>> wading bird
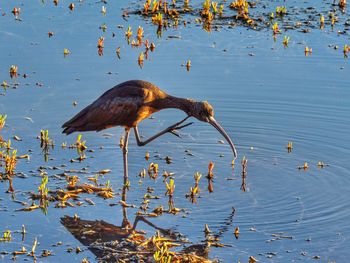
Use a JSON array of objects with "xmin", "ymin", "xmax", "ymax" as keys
[{"xmin": 62, "ymin": 80, "xmax": 237, "ymax": 186}]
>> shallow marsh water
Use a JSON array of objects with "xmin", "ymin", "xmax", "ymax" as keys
[{"xmin": 0, "ymin": 0, "xmax": 350, "ymax": 262}]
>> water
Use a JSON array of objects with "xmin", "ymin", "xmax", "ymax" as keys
[{"xmin": 1, "ymin": 0, "xmax": 350, "ymax": 262}]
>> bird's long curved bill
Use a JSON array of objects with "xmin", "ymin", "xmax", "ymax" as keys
[{"xmin": 209, "ymin": 117, "xmax": 237, "ymax": 159}]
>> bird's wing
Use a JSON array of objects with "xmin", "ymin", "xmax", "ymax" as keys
[{"xmin": 62, "ymin": 87, "xmax": 147, "ymax": 134}]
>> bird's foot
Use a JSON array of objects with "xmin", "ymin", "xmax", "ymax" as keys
[{"xmin": 169, "ymin": 121, "xmax": 193, "ymax": 137}]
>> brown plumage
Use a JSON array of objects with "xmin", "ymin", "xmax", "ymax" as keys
[
  {"xmin": 62, "ymin": 80, "xmax": 237, "ymax": 196},
  {"xmin": 62, "ymin": 80, "xmax": 193, "ymax": 134}
]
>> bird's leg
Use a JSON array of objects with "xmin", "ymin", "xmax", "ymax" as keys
[
  {"xmin": 122, "ymin": 128, "xmax": 130, "ymax": 202},
  {"xmin": 132, "ymin": 215, "xmax": 174, "ymax": 236},
  {"xmin": 134, "ymin": 116, "xmax": 193, "ymax": 146}
]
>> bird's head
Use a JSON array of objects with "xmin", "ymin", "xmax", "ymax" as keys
[
  {"xmin": 192, "ymin": 101, "xmax": 214, "ymax": 122},
  {"xmin": 191, "ymin": 101, "xmax": 238, "ymax": 159}
]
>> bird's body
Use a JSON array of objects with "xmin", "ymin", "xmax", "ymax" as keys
[
  {"xmin": 63, "ymin": 80, "xmax": 192, "ymax": 134},
  {"xmin": 63, "ymin": 80, "xmax": 237, "ymax": 204}
]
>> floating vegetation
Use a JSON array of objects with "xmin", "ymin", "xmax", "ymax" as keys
[
  {"xmin": 138, "ymin": 52, "xmax": 145, "ymax": 68},
  {"xmin": 186, "ymin": 60, "xmax": 191, "ymax": 71},
  {"xmin": 276, "ymin": 6, "xmax": 287, "ymax": 16},
  {"xmin": 283, "ymin": 35, "xmax": 290, "ymax": 47},
  {"xmin": 234, "ymin": 226, "xmax": 239, "ymax": 239},
  {"xmin": 0, "ymin": 230, "xmax": 11, "ymax": 242},
  {"xmin": 320, "ymin": 14, "xmax": 325, "ymax": 28},
  {"xmin": 9, "ymin": 65, "xmax": 18, "ymax": 79},
  {"xmin": 63, "ymin": 48, "xmax": 70, "ymax": 57},
  {"xmin": 68, "ymin": 3, "xmax": 74, "ymax": 11},
  {"xmin": 298, "ymin": 162, "xmax": 309, "ymax": 170},
  {"xmin": 344, "ymin": 44, "xmax": 350, "ymax": 58},
  {"xmin": 101, "ymin": 5, "xmax": 106, "ymax": 15},
  {"xmin": 339, "ymin": 0, "xmax": 347, "ymax": 9},
  {"xmin": 287, "ymin": 141, "xmax": 293, "ymax": 153},
  {"xmin": 305, "ymin": 46, "xmax": 313, "ymax": 56},
  {"xmin": 317, "ymin": 161, "xmax": 328, "ymax": 168},
  {"xmin": 125, "ymin": 26, "xmax": 133, "ymax": 41},
  {"xmin": 97, "ymin": 36, "xmax": 104, "ymax": 48}
]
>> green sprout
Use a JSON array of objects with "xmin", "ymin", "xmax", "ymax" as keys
[
  {"xmin": 0, "ymin": 230, "xmax": 11, "ymax": 242},
  {"xmin": 283, "ymin": 35, "xmax": 290, "ymax": 47},
  {"xmin": 38, "ymin": 175, "xmax": 49, "ymax": 199},
  {"xmin": 0, "ymin": 115, "xmax": 6, "ymax": 130},
  {"xmin": 276, "ymin": 6, "xmax": 287, "ymax": 15}
]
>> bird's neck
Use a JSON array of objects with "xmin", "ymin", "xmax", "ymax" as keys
[{"xmin": 152, "ymin": 95, "xmax": 195, "ymax": 115}]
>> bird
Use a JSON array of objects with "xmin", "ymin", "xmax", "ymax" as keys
[{"xmin": 62, "ymin": 80, "xmax": 237, "ymax": 196}]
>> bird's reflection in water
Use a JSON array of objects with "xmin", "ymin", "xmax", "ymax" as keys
[
  {"xmin": 60, "ymin": 187, "xmax": 217, "ymax": 262},
  {"xmin": 61, "ymin": 206, "xmax": 237, "ymax": 261}
]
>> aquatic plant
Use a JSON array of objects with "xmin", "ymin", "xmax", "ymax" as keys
[
  {"xmin": 97, "ymin": 37, "xmax": 104, "ymax": 48},
  {"xmin": 283, "ymin": 36, "xmax": 290, "ymax": 47},
  {"xmin": 0, "ymin": 230, "xmax": 11, "ymax": 242},
  {"xmin": 38, "ymin": 175, "xmax": 49, "ymax": 199},
  {"xmin": 137, "ymin": 26, "xmax": 144, "ymax": 43},
  {"xmin": 218, "ymin": 4, "xmax": 224, "ymax": 16},
  {"xmin": 138, "ymin": 52, "xmax": 145, "ymax": 68},
  {"xmin": 234, "ymin": 226, "xmax": 239, "ymax": 239},
  {"xmin": 165, "ymin": 178, "xmax": 175, "ymax": 211},
  {"xmin": 320, "ymin": 14, "xmax": 325, "ymax": 28},
  {"xmin": 116, "ymin": 47, "xmax": 121, "ymax": 58},
  {"xmin": 152, "ymin": 13, "xmax": 163, "ymax": 26},
  {"xmin": 207, "ymin": 162, "xmax": 215, "ymax": 193},
  {"xmin": 152, "ymin": 0, "xmax": 160, "ymax": 13},
  {"xmin": 305, "ymin": 46, "xmax": 312, "ymax": 56},
  {"xmin": 5, "ymin": 150, "xmax": 17, "ymax": 175},
  {"xmin": 9, "ymin": 65, "xmax": 18, "ymax": 78},
  {"xmin": 63, "ymin": 48, "xmax": 70, "ymax": 57},
  {"xmin": 125, "ymin": 26, "xmax": 133, "ymax": 39},
  {"xmin": 0, "ymin": 115, "xmax": 6, "ymax": 130},
  {"xmin": 272, "ymin": 22, "xmax": 280, "ymax": 34},
  {"xmin": 143, "ymin": 0, "xmax": 151, "ymax": 14},
  {"xmin": 148, "ymin": 162, "xmax": 159, "ymax": 179},
  {"xmin": 75, "ymin": 134, "xmax": 87, "ymax": 155},
  {"xmin": 68, "ymin": 3, "xmax": 74, "ymax": 11},
  {"xmin": 276, "ymin": 6, "xmax": 287, "ymax": 15},
  {"xmin": 40, "ymin": 130, "xmax": 53, "ymax": 149},
  {"xmin": 230, "ymin": 0, "xmax": 250, "ymax": 21},
  {"xmin": 101, "ymin": 5, "xmax": 106, "ymax": 15},
  {"xmin": 184, "ymin": 0, "xmax": 190, "ymax": 8},
  {"xmin": 344, "ymin": 44, "xmax": 349, "ymax": 57},
  {"xmin": 339, "ymin": 0, "xmax": 347, "ymax": 9},
  {"xmin": 186, "ymin": 60, "xmax": 191, "ymax": 71}
]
